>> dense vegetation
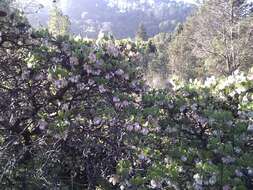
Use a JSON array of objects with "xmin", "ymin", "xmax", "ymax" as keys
[{"xmin": 0, "ymin": 0, "xmax": 253, "ymax": 190}]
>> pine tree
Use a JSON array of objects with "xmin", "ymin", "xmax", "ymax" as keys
[
  {"xmin": 48, "ymin": 6, "xmax": 71, "ymax": 36},
  {"xmin": 169, "ymin": 0, "xmax": 253, "ymax": 78},
  {"xmin": 136, "ymin": 23, "xmax": 148, "ymax": 41}
]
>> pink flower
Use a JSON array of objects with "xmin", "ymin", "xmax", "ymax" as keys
[
  {"xmin": 93, "ymin": 117, "xmax": 102, "ymax": 125},
  {"xmin": 88, "ymin": 53, "xmax": 96, "ymax": 63},
  {"xmin": 110, "ymin": 72, "xmax": 115, "ymax": 77},
  {"xmin": 83, "ymin": 64, "xmax": 92, "ymax": 74},
  {"xmin": 181, "ymin": 156, "xmax": 187, "ymax": 162},
  {"xmin": 138, "ymin": 153, "xmax": 147, "ymax": 160},
  {"xmin": 69, "ymin": 75, "xmax": 80, "ymax": 83},
  {"xmin": 69, "ymin": 56, "xmax": 79, "ymax": 65},
  {"xmin": 95, "ymin": 60, "xmax": 103, "ymax": 67},
  {"xmin": 128, "ymin": 51, "xmax": 136, "ymax": 57},
  {"xmin": 99, "ymin": 85, "xmax": 107, "ymax": 93},
  {"xmin": 107, "ymin": 43, "xmax": 119, "ymax": 57},
  {"xmin": 38, "ymin": 120, "xmax": 48, "ymax": 130},
  {"xmin": 88, "ymin": 79, "xmax": 95, "ymax": 86},
  {"xmin": 55, "ymin": 79, "xmax": 68, "ymax": 89},
  {"xmin": 141, "ymin": 128, "xmax": 149, "ymax": 135},
  {"xmin": 123, "ymin": 74, "xmax": 129, "ymax": 80},
  {"xmin": 113, "ymin": 96, "xmax": 120, "ymax": 103},
  {"xmin": 126, "ymin": 124, "xmax": 133, "ymax": 132},
  {"xmin": 130, "ymin": 81, "xmax": 138, "ymax": 88},
  {"xmin": 235, "ymin": 169, "xmax": 243, "ymax": 177},
  {"xmin": 77, "ymin": 83, "xmax": 86, "ymax": 90},
  {"xmin": 222, "ymin": 156, "xmax": 235, "ymax": 164},
  {"xmin": 105, "ymin": 73, "xmax": 111, "ymax": 80},
  {"xmin": 109, "ymin": 119, "xmax": 116, "ymax": 126},
  {"xmin": 134, "ymin": 123, "xmax": 141, "ymax": 132},
  {"xmin": 92, "ymin": 69, "xmax": 101, "ymax": 76},
  {"xmin": 223, "ymin": 185, "xmax": 230, "ymax": 190},
  {"xmin": 122, "ymin": 100, "xmax": 129, "ymax": 107},
  {"xmin": 115, "ymin": 69, "xmax": 124, "ymax": 76},
  {"xmin": 126, "ymin": 44, "xmax": 132, "ymax": 50},
  {"xmin": 115, "ymin": 103, "xmax": 121, "ymax": 109}
]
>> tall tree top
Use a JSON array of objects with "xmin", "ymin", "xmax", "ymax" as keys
[{"xmin": 136, "ymin": 23, "xmax": 148, "ymax": 41}]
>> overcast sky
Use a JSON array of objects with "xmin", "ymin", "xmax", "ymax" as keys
[{"xmin": 14, "ymin": 0, "xmax": 197, "ymax": 15}]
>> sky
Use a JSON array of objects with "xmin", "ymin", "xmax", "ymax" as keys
[{"xmin": 15, "ymin": 0, "xmax": 197, "ymax": 15}]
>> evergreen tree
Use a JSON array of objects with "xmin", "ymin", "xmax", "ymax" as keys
[
  {"xmin": 169, "ymin": 0, "xmax": 253, "ymax": 79},
  {"xmin": 136, "ymin": 23, "xmax": 148, "ymax": 41},
  {"xmin": 48, "ymin": 6, "xmax": 71, "ymax": 36}
]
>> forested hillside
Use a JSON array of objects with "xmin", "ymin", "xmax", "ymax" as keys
[
  {"xmin": 17, "ymin": 0, "xmax": 194, "ymax": 38},
  {"xmin": 0, "ymin": 0, "xmax": 253, "ymax": 190}
]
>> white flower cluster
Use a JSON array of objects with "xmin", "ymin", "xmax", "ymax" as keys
[
  {"xmin": 108, "ymin": 174, "xmax": 119, "ymax": 186},
  {"xmin": 107, "ymin": 42, "xmax": 119, "ymax": 57},
  {"xmin": 247, "ymin": 167, "xmax": 253, "ymax": 176},
  {"xmin": 193, "ymin": 173, "xmax": 203, "ymax": 188},
  {"xmin": 150, "ymin": 179, "xmax": 162, "ymax": 189},
  {"xmin": 193, "ymin": 173, "xmax": 217, "ymax": 189},
  {"xmin": 204, "ymin": 76, "xmax": 216, "ymax": 87}
]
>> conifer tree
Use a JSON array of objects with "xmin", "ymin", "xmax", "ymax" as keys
[
  {"xmin": 169, "ymin": 0, "xmax": 253, "ymax": 79},
  {"xmin": 48, "ymin": 5, "xmax": 71, "ymax": 36},
  {"xmin": 136, "ymin": 23, "xmax": 148, "ymax": 41}
]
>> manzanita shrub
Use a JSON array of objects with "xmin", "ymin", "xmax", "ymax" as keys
[
  {"xmin": 118, "ymin": 73, "xmax": 253, "ymax": 190},
  {"xmin": 0, "ymin": 11, "xmax": 253, "ymax": 190},
  {"xmin": 0, "ymin": 11, "xmax": 147, "ymax": 189}
]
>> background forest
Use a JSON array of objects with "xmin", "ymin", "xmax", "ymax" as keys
[
  {"xmin": 0, "ymin": 0, "xmax": 253, "ymax": 190},
  {"xmin": 18, "ymin": 0, "xmax": 194, "ymax": 39}
]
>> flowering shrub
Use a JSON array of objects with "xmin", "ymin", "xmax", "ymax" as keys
[
  {"xmin": 0, "ymin": 13, "xmax": 146, "ymax": 189},
  {"xmin": 0, "ymin": 11, "xmax": 253, "ymax": 190},
  {"xmin": 117, "ymin": 72, "xmax": 253, "ymax": 190}
]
